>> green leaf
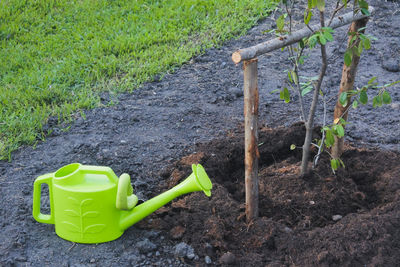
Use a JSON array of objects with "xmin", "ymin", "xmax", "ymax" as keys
[
  {"xmin": 339, "ymin": 118, "xmax": 348, "ymax": 125},
  {"xmin": 287, "ymin": 71, "xmax": 293, "ymax": 83},
  {"xmin": 358, "ymin": 27, "xmax": 368, "ymax": 33},
  {"xmin": 382, "ymin": 91, "xmax": 392, "ymax": 104},
  {"xmin": 280, "ymin": 87, "xmax": 290, "ymax": 103},
  {"xmin": 308, "ymin": 0, "xmax": 318, "ymax": 8},
  {"xmin": 358, "ymin": 42, "xmax": 364, "ymax": 55},
  {"xmin": 348, "ymin": 90, "xmax": 358, "ymax": 95},
  {"xmin": 308, "ymin": 35, "xmax": 318, "ymax": 49},
  {"xmin": 336, "ymin": 125, "xmax": 345, "ymax": 137},
  {"xmin": 372, "ymin": 96, "xmax": 378, "ymax": 108},
  {"xmin": 349, "ymin": 34, "xmax": 357, "ymax": 45},
  {"xmin": 283, "ymin": 87, "xmax": 290, "ymax": 103},
  {"xmin": 377, "ymin": 95, "xmax": 383, "ymax": 107},
  {"xmin": 317, "ymin": 139, "xmax": 322, "ymax": 147},
  {"xmin": 301, "ymin": 86, "xmax": 313, "ymax": 96},
  {"xmin": 276, "ymin": 15, "xmax": 285, "ymax": 31},
  {"xmin": 339, "ymin": 92, "xmax": 348, "ymax": 107},
  {"xmin": 344, "ymin": 50, "xmax": 352, "ymax": 67},
  {"xmin": 352, "ymin": 100, "xmax": 358, "ymax": 109},
  {"xmin": 363, "ymin": 38, "xmax": 371, "ymax": 50},
  {"xmin": 372, "ymin": 95, "xmax": 383, "ymax": 108},
  {"xmin": 290, "ymin": 144, "xmax": 296, "ymax": 150},
  {"xmin": 358, "ymin": 0, "xmax": 369, "ymax": 15},
  {"xmin": 384, "ymin": 80, "xmax": 400, "ymax": 87},
  {"xmin": 299, "ymin": 55, "xmax": 305, "ymax": 65},
  {"xmin": 368, "ymin": 76, "xmax": 377, "ymax": 85},
  {"xmin": 352, "ymin": 46, "xmax": 361, "ymax": 57},
  {"xmin": 316, "ymin": 0, "xmax": 325, "ymax": 11},
  {"xmin": 359, "ymin": 0, "xmax": 369, "ymax": 9},
  {"xmin": 325, "ymin": 129, "xmax": 334, "ymax": 148},
  {"xmin": 323, "ymin": 30, "xmax": 333, "ymax": 42},
  {"xmin": 304, "ymin": 9, "xmax": 312, "ymax": 25},
  {"xmin": 291, "ymin": 70, "xmax": 298, "ymax": 85},
  {"xmin": 339, "ymin": 158, "xmax": 346, "ymax": 168},
  {"xmin": 331, "ymin": 159, "xmax": 339, "ymax": 170},
  {"xmin": 361, "ymin": 8, "xmax": 370, "ymax": 16},
  {"xmin": 319, "ymin": 34, "xmax": 327, "ymax": 45},
  {"xmin": 359, "ymin": 91, "xmax": 368, "ymax": 104},
  {"xmin": 299, "ymin": 39, "xmax": 305, "ymax": 49}
]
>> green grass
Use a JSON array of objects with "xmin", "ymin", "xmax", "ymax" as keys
[{"xmin": 0, "ymin": 0, "xmax": 277, "ymax": 160}]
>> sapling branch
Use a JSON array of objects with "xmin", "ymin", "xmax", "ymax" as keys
[
  {"xmin": 300, "ymin": 10, "xmax": 328, "ymax": 176},
  {"xmin": 293, "ymin": 60, "xmax": 307, "ymax": 121},
  {"xmin": 313, "ymin": 92, "xmax": 327, "ymax": 169},
  {"xmin": 285, "ymin": 1, "xmax": 307, "ymax": 121},
  {"xmin": 328, "ymin": 1, "xmax": 347, "ymax": 27}
]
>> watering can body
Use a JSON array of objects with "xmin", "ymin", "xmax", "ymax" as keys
[{"xmin": 33, "ymin": 163, "xmax": 212, "ymax": 243}]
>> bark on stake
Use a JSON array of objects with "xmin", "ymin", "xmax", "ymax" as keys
[
  {"xmin": 243, "ymin": 58, "xmax": 259, "ymax": 222},
  {"xmin": 332, "ymin": 18, "xmax": 368, "ymax": 159},
  {"xmin": 232, "ymin": 6, "xmax": 374, "ymax": 64}
]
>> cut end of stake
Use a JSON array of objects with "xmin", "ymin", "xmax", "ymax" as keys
[{"xmin": 232, "ymin": 51, "xmax": 242, "ymax": 64}]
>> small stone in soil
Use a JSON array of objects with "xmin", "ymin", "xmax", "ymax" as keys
[
  {"xmin": 173, "ymin": 242, "xmax": 196, "ymax": 260},
  {"xmin": 187, "ymin": 250, "xmax": 196, "ymax": 260},
  {"xmin": 229, "ymin": 87, "xmax": 243, "ymax": 98},
  {"xmin": 219, "ymin": 252, "xmax": 236, "ymax": 265},
  {"xmin": 144, "ymin": 230, "xmax": 160, "ymax": 239},
  {"xmin": 382, "ymin": 59, "xmax": 400, "ymax": 72},
  {"xmin": 137, "ymin": 238, "xmax": 157, "ymax": 254},
  {"xmin": 391, "ymin": 102, "xmax": 400, "ymax": 110},
  {"xmin": 205, "ymin": 256, "xmax": 212, "ymax": 264},
  {"xmin": 283, "ymin": 226, "xmax": 293, "ymax": 233},
  {"xmin": 332, "ymin": 215, "xmax": 343, "ymax": 221}
]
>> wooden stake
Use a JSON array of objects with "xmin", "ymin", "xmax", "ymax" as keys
[
  {"xmin": 332, "ymin": 18, "xmax": 368, "ymax": 159},
  {"xmin": 232, "ymin": 6, "xmax": 375, "ymax": 64},
  {"xmin": 243, "ymin": 58, "xmax": 259, "ymax": 222}
]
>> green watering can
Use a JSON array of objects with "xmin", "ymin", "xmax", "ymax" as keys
[{"xmin": 33, "ymin": 163, "xmax": 212, "ymax": 244}]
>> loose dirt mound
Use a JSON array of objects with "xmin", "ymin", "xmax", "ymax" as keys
[{"xmin": 138, "ymin": 124, "xmax": 400, "ymax": 266}]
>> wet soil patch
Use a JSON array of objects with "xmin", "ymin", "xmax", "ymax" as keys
[{"xmin": 139, "ymin": 124, "xmax": 400, "ymax": 266}]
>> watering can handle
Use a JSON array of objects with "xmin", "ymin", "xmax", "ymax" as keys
[
  {"xmin": 80, "ymin": 165, "xmax": 119, "ymax": 183},
  {"xmin": 116, "ymin": 173, "xmax": 138, "ymax": 210},
  {"xmin": 32, "ymin": 173, "xmax": 55, "ymax": 224}
]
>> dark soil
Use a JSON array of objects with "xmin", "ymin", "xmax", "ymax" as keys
[{"xmin": 1, "ymin": 1, "xmax": 399, "ymax": 266}]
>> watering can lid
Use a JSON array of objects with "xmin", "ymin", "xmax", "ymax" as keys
[{"xmin": 192, "ymin": 164, "xmax": 212, "ymax": 197}]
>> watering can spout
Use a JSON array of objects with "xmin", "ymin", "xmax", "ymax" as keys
[{"xmin": 119, "ymin": 164, "xmax": 212, "ymax": 230}]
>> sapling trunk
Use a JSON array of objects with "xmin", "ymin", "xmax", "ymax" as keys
[
  {"xmin": 332, "ymin": 18, "xmax": 368, "ymax": 159},
  {"xmin": 300, "ymin": 11, "xmax": 328, "ymax": 176}
]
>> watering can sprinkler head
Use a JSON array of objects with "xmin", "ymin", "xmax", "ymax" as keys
[
  {"xmin": 33, "ymin": 163, "xmax": 212, "ymax": 243},
  {"xmin": 190, "ymin": 163, "xmax": 212, "ymax": 196}
]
